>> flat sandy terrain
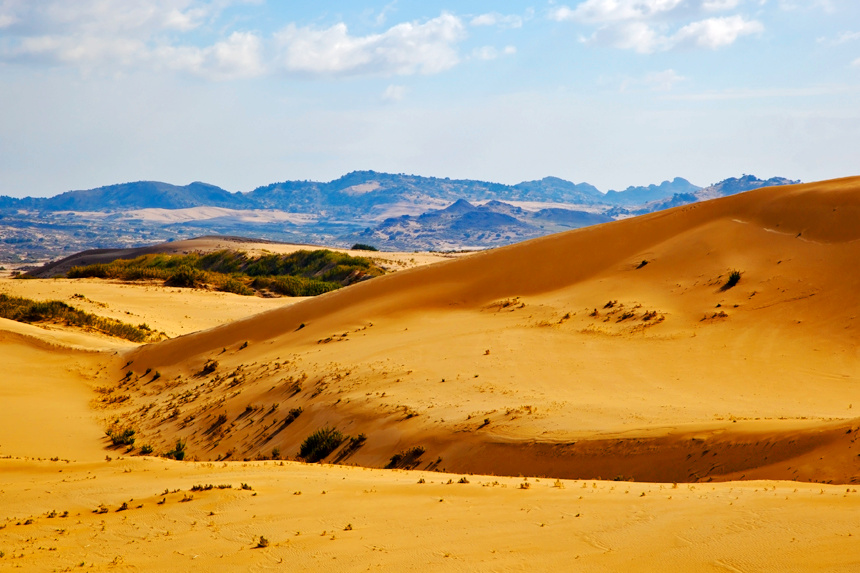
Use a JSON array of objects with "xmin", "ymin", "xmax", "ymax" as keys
[{"xmin": 2, "ymin": 178, "xmax": 859, "ymax": 570}]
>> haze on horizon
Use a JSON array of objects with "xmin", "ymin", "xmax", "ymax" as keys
[{"xmin": 1, "ymin": 0, "xmax": 858, "ymax": 198}]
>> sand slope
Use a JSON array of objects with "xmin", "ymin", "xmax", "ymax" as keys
[{"xmin": 80, "ymin": 176, "xmax": 860, "ymax": 484}]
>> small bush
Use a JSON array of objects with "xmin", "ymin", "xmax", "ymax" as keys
[
  {"xmin": 386, "ymin": 446, "xmax": 425, "ymax": 469},
  {"xmin": 217, "ymin": 277, "xmax": 254, "ymax": 296},
  {"xmin": 351, "ymin": 243, "xmax": 378, "ymax": 251},
  {"xmin": 165, "ymin": 439, "xmax": 187, "ymax": 461},
  {"xmin": 256, "ymin": 535, "xmax": 269, "ymax": 548},
  {"xmin": 283, "ymin": 407, "xmax": 303, "ymax": 424},
  {"xmin": 166, "ymin": 265, "xmax": 203, "ymax": 288},
  {"xmin": 199, "ymin": 360, "xmax": 218, "ymax": 376},
  {"xmin": 721, "ymin": 270, "xmax": 742, "ymax": 291},
  {"xmin": 299, "ymin": 427, "xmax": 345, "ymax": 463},
  {"xmin": 106, "ymin": 427, "xmax": 135, "ymax": 447},
  {"xmin": 139, "ymin": 444, "xmax": 154, "ymax": 455}
]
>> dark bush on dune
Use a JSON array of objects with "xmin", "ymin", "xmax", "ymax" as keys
[{"xmin": 299, "ymin": 427, "xmax": 345, "ymax": 463}]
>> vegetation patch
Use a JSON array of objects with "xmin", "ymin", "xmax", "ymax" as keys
[
  {"xmin": 66, "ymin": 249, "xmax": 385, "ymax": 297},
  {"xmin": 721, "ymin": 270, "xmax": 742, "ymax": 291},
  {"xmin": 0, "ymin": 293, "xmax": 161, "ymax": 342},
  {"xmin": 298, "ymin": 427, "xmax": 345, "ymax": 463},
  {"xmin": 385, "ymin": 446, "xmax": 426, "ymax": 469},
  {"xmin": 165, "ymin": 439, "xmax": 187, "ymax": 461},
  {"xmin": 105, "ymin": 426, "xmax": 135, "ymax": 447}
]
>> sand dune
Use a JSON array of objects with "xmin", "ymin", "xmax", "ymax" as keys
[
  {"xmin": 113, "ymin": 177, "xmax": 860, "ymax": 483},
  {"xmin": 2, "ymin": 177, "xmax": 860, "ymax": 570}
]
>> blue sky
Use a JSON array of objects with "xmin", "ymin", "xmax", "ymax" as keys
[{"xmin": 1, "ymin": 0, "xmax": 858, "ymax": 197}]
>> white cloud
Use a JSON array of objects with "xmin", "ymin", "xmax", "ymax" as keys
[
  {"xmin": 702, "ymin": 0, "xmax": 741, "ymax": 10},
  {"xmin": 551, "ymin": 0, "xmax": 685, "ymax": 23},
  {"xmin": 773, "ymin": 0, "xmax": 835, "ymax": 11},
  {"xmin": 158, "ymin": 31, "xmax": 265, "ymax": 80},
  {"xmin": 470, "ymin": 12, "xmax": 523, "ymax": 29},
  {"xmin": 382, "ymin": 84, "xmax": 409, "ymax": 101},
  {"xmin": 0, "ymin": 2, "xmax": 474, "ymax": 81},
  {"xmin": 674, "ymin": 16, "xmax": 763, "ymax": 49},
  {"xmin": 0, "ymin": 0, "xmax": 215, "ymax": 35},
  {"xmin": 0, "ymin": 0, "xmax": 261, "ymax": 75},
  {"xmin": 553, "ymin": 0, "xmax": 763, "ymax": 52},
  {"xmin": 853, "ymin": 57, "xmax": 860, "ymax": 68},
  {"xmin": 275, "ymin": 13, "xmax": 465, "ymax": 77}
]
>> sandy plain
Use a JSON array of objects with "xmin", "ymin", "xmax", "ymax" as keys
[{"xmin": 1, "ymin": 177, "xmax": 859, "ymax": 571}]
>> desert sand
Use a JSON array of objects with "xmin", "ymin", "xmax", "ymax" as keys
[{"xmin": 2, "ymin": 177, "xmax": 859, "ymax": 571}]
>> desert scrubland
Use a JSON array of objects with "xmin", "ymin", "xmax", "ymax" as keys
[{"xmin": 1, "ymin": 177, "xmax": 859, "ymax": 571}]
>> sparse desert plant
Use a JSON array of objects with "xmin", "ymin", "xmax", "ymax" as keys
[
  {"xmin": 350, "ymin": 243, "xmax": 378, "ymax": 251},
  {"xmin": 105, "ymin": 426, "xmax": 135, "ymax": 447},
  {"xmin": 165, "ymin": 439, "xmax": 187, "ymax": 461},
  {"xmin": 256, "ymin": 535, "xmax": 269, "ymax": 548},
  {"xmin": 284, "ymin": 407, "xmax": 302, "ymax": 422},
  {"xmin": 199, "ymin": 359, "xmax": 218, "ymax": 376},
  {"xmin": 385, "ymin": 446, "xmax": 425, "ymax": 469},
  {"xmin": 721, "ymin": 270, "xmax": 742, "ymax": 291},
  {"xmin": 333, "ymin": 433, "xmax": 367, "ymax": 463},
  {"xmin": 299, "ymin": 427, "xmax": 345, "ymax": 463}
]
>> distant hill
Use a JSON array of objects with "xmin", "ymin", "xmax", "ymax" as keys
[
  {"xmin": 604, "ymin": 177, "xmax": 701, "ymax": 206},
  {"xmin": 40, "ymin": 181, "xmax": 251, "ymax": 211},
  {"xmin": 350, "ymin": 199, "xmax": 613, "ymax": 250},
  {"xmin": 0, "ymin": 171, "xmax": 801, "ymax": 260}
]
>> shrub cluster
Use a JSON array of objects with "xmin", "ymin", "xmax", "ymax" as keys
[
  {"xmin": 66, "ymin": 249, "xmax": 384, "ymax": 297},
  {"xmin": 0, "ymin": 293, "xmax": 157, "ymax": 342},
  {"xmin": 298, "ymin": 427, "xmax": 344, "ymax": 463}
]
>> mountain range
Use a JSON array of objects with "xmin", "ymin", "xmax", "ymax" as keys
[{"xmin": 0, "ymin": 172, "xmax": 798, "ymax": 261}]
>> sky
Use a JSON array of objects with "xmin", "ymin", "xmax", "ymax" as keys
[{"xmin": 0, "ymin": 0, "xmax": 859, "ymax": 198}]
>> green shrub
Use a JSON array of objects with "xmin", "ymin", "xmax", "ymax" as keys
[
  {"xmin": 385, "ymin": 446, "xmax": 425, "ymax": 469},
  {"xmin": 299, "ymin": 427, "xmax": 344, "ymax": 463},
  {"xmin": 165, "ymin": 439, "xmax": 187, "ymax": 461},
  {"xmin": 139, "ymin": 444, "xmax": 154, "ymax": 455},
  {"xmin": 166, "ymin": 265, "xmax": 203, "ymax": 288},
  {"xmin": 217, "ymin": 276, "xmax": 254, "ymax": 296},
  {"xmin": 722, "ymin": 270, "xmax": 742, "ymax": 291},
  {"xmin": 351, "ymin": 243, "xmax": 378, "ymax": 251},
  {"xmin": 106, "ymin": 427, "xmax": 135, "ymax": 446}
]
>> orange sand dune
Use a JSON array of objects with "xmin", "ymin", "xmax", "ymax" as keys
[{"xmin": 101, "ymin": 176, "xmax": 860, "ymax": 484}]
